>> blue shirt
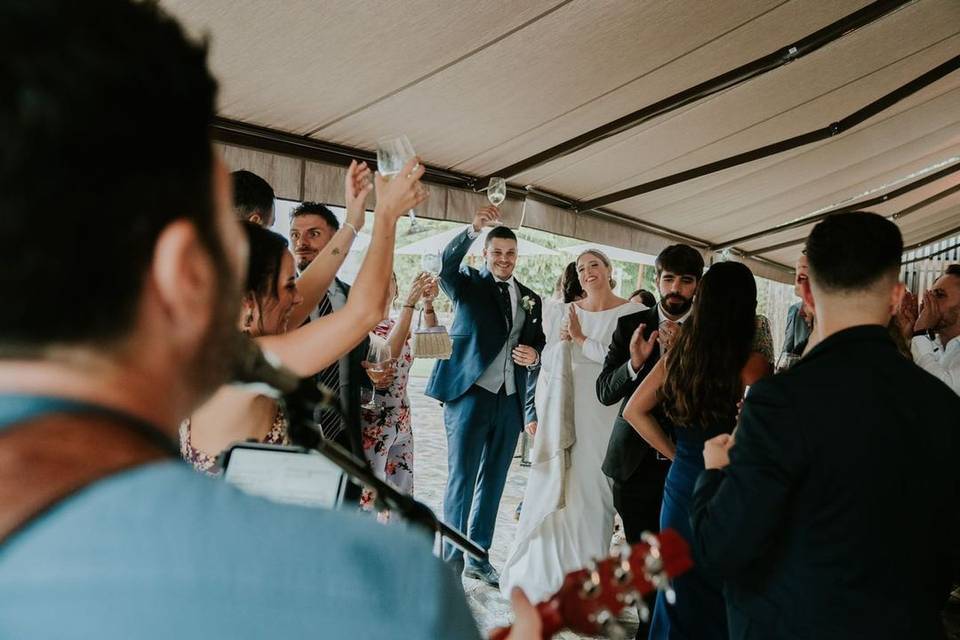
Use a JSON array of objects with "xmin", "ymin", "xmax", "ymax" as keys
[{"xmin": 0, "ymin": 395, "xmax": 480, "ymax": 639}]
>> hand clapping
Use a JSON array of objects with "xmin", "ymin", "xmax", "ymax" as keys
[{"xmin": 628, "ymin": 323, "xmax": 658, "ymax": 370}]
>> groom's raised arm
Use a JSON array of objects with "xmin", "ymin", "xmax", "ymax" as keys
[
  {"xmin": 438, "ymin": 206, "xmax": 499, "ymax": 302},
  {"xmin": 437, "ymin": 226, "xmax": 474, "ymax": 303}
]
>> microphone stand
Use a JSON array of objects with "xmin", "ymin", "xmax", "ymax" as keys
[{"xmin": 281, "ymin": 379, "xmax": 488, "ymax": 565}]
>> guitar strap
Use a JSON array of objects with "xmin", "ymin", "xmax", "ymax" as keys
[{"xmin": 0, "ymin": 411, "xmax": 177, "ymax": 545}]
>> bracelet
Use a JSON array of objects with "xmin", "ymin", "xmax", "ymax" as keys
[
  {"xmin": 423, "ymin": 307, "xmax": 436, "ymax": 314},
  {"xmin": 343, "ymin": 221, "xmax": 358, "ymax": 238},
  {"xmin": 403, "ymin": 304, "xmax": 417, "ymax": 310}
]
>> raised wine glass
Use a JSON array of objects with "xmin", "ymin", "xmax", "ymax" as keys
[
  {"xmin": 362, "ymin": 341, "xmax": 392, "ymax": 410},
  {"xmin": 487, "ymin": 176, "xmax": 506, "ymax": 207},
  {"xmin": 377, "ymin": 134, "xmax": 418, "ymax": 224}
]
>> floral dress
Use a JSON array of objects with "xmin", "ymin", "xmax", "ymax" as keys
[
  {"xmin": 360, "ymin": 318, "xmax": 414, "ymax": 514},
  {"xmin": 753, "ymin": 315, "xmax": 775, "ymax": 364},
  {"xmin": 179, "ymin": 404, "xmax": 287, "ymax": 475}
]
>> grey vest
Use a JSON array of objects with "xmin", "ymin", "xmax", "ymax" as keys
[{"xmin": 475, "ymin": 288, "xmax": 526, "ymax": 396}]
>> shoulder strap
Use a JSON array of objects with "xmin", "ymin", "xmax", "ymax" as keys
[{"xmin": 0, "ymin": 412, "xmax": 175, "ymax": 545}]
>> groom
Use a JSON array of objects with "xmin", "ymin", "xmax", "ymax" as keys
[{"xmin": 426, "ymin": 205, "xmax": 545, "ymax": 586}]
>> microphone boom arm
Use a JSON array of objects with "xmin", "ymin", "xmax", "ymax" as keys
[{"xmin": 282, "ymin": 379, "xmax": 488, "ymax": 564}]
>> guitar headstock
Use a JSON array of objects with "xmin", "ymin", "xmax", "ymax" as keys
[{"xmin": 491, "ymin": 529, "xmax": 693, "ymax": 639}]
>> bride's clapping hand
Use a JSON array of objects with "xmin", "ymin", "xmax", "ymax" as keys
[{"xmin": 565, "ymin": 305, "xmax": 585, "ymax": 345}]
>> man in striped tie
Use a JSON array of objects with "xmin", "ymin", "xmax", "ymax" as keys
[{"xmin": 290, "ymin": 202, "xmax": 382, "ymax": 456}]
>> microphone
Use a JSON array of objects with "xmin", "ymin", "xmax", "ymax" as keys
[{"xmin": 230, "ymin": 336, "xmax": 338, "ymax": 410}]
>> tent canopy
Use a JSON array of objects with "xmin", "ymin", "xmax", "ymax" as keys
[
  {"xmin": 162, "ymin": 0, "xmax": 960, "ymax": 283},
  {"xmin": 395, "ymin": 227, "xmax": 557, "ymax": 257},
  {"xmin": 560, "ymin": 243, "xmax": 657, "ymax": 266}
]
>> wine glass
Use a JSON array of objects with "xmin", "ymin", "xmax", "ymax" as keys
[
  {"xmin": 420, "ymin": 251, "xmax": 442, "ymax": 277},
  {"xmin": 487, "ymin": 176, "xmax": 506, "ymax": 207},
  {"xmin": 377, "ymin": 134, "xmax": 418, "ymax": 224},
  {"xmin": 362, "ymin": 341, "xmax": 392, "ymax": 410}
]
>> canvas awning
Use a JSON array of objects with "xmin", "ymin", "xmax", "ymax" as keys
[
  {"xmin": 395, "ymin": 227, "xmax": 558, "ymax": 257},
  {"xmin": 560, "ymin": 243, "xmax": 657, "ymax": 266},
  {"xmin": 162, "ymin": 0, "xmax": 960, "ymax": 283}
]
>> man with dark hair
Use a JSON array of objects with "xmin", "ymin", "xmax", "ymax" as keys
[
  {"xmin": 231, "ymin": 169, "xmax": 275, "ymax": 226},
  {"xmin": 0, "ymin": 1, "xmax": 533, "ymax": 637},
  {"xmin": 898, "ymin": 264, "xmax": 960, "ymax": 395},
  {"xmin": 596, "ymin": 242, "xmax": 703, "ymax": 638},
  {"xmin": 426, "ymin": 207, "xmax": 545, "ymax": 585},
  {"xmin": 779, "ymin": 253, "xmax": 813, "ymax": 367},
  {"xmin": 692, "ymin": 212, "xmax": 960, "ymax": 639},
  {"xmin": 288, "ymin": 201, "xmax": 372, "ymax": 456}
]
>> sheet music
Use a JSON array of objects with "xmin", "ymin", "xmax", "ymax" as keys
[{"xmin": 223, "ymin": 447, "xmax": 344, "ymax": 509}]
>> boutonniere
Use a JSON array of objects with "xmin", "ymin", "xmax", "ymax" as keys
[{"xmin": 521, "ymin": 295, "xmax": 536, "ymax": 313}]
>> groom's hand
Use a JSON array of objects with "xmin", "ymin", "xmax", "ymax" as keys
[
  {"xmin": 512, "ymin": 344, "xmax": 538, "ymax": 367},
  {"xmin": 473, "ymin": 205, "xmax": 501, "ymax": 232}
]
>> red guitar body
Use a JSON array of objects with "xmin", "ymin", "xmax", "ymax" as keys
[{"xmin": 491, "ymin": 529, "xmax": 693, "ymax": 639}]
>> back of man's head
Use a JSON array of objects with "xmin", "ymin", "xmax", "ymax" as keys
[
  {"xmin": 655, "ymin": 244, "xmax": 704, "ymax": 279},
  {"xmin": 0, "ymin": 0, "xmax": 219, "ymax": 356},
  {"xmin": 232, "ymin": 170, "xmax": 275, "ymax": 227},
  {"xmin": 805, "ymin": 212, "xmax": 903, "ymax": 293}
]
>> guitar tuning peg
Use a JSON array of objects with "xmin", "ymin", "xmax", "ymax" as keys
[
  {"xmin": 613, "ymin": 563, "xmax": 633, "ymax": 585},
  {"xmin": 593, "ymin": 609, "xmax": 626, "ymax": 640},
  {"xmin": 579, "ymin": 560, "xmax": 602, "ymax": 599},
  {"xmin": 664, "ymin": 584, "xmax": 677, "ymax": 605},
  {"xmin": 638, "ymin": 600, "xmax": 651, "ymax": 623}
]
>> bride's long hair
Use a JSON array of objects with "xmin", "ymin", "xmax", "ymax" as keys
[{"xmin": 660, "ymin": 261, "xmax": 757, "ymax": 428}]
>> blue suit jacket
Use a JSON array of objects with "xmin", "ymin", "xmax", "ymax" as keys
[{"xmin": 424, "ymin": 227, "xmax": 545, "ymax": 422}]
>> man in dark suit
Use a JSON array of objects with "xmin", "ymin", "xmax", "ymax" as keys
[
  {"xmin": 426, "ymin": 206, "xmax": 545, "ymax": 585},
  {"xmin": 596, "ymin": 244, "xmax": 703, "ymax": 639},
  {"xmin": 289, "ymin": 202, "xmax": 372, "ymax": 458},
  {"xmin": 692, "ymin": 212, "xmax": 960, "ymax": 639},
  {"xmin": 596, "ymin": 245, "xmax": 704, "ymax": 541}
]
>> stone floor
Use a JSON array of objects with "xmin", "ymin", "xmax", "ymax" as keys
[{"xmin": 407, "ymin": 375, "xmax": 638, "ymax": 639}]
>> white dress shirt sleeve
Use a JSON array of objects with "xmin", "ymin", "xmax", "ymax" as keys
[{"xmin": 911, "ymin": 336, "xmax": 960, "ymax": 395}]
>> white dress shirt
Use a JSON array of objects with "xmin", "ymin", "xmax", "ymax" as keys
[{"xmin": 911, "ymin": 334, "xmax": 960, "ymax": 396}]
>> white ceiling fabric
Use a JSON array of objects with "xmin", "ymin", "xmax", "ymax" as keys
[{"xmin": 165, "ymin": 0, "xmax": 960, "ymax": 284}]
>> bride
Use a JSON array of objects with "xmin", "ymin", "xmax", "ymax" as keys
[{"xmin": 501, "ymin": 250, "xmax": 644, "ymax": 601}]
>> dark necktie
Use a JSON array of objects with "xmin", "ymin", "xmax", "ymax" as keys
[
  {"xmin": 497, "ymin": 281, "xmax": 513, "ymax": 330},
  {"xmin": 314, "ymin": 292, "xmax": 343, "ymax": 440}
]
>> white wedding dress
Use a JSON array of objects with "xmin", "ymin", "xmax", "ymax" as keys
[{"xmin": 500, "ymin": 300, "xmax": 644, "ymax": 602}]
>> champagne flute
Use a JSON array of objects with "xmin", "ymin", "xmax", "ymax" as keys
[
  {"xmin": 377, "ymin": 134, "xmax": 418, "ymax": 224},
  {"xmin": 363, "ymin": 342, "xmax": 392, "ymax": 410},
  {"xmin": 487, "ymin": 176, "xmax": 506, "ymax": 207}
]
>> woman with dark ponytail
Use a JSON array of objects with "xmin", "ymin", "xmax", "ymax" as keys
[{"xmin": 623, "ymin": 260, "xmax": 772, "ymax": 639}]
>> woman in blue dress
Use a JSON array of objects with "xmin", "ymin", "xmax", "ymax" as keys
[{"xmin": 623, "ymin": 261, "xmax": 772, "ymax": 640}]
